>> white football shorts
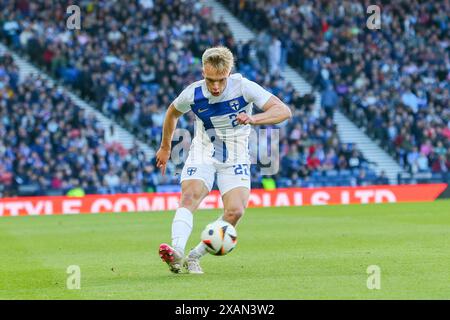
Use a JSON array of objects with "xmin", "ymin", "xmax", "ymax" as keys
[{"xmin": 180, "ymin": 161, "xmax": 251, "ymax": 195}]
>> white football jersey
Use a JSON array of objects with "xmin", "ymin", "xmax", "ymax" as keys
[{"xmin": 173, "ymin": 73, "xmax": 273, "ymax": 164}]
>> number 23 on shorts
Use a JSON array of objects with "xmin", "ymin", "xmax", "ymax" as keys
[{"xmin": 233, "ymin": 164, "xmax": 249, "ymax": 176}]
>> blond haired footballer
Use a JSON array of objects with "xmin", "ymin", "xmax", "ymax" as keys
[{"xmin": 156, "ymin": 46, "xmax": 292, "ymax": 274}]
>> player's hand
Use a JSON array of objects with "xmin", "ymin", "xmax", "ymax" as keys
[
  {"xmin": 236, "ymin": 113, "xmax": 255, "ymax": 125},
  {"xmin": 156, "ymin": 147, "xmax": 171, "ymax": 175}
]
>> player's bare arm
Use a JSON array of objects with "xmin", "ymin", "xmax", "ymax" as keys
[
  {"xmin": 156, "ymin": 104, "xmax": 183, "ymax": 175},
  {"xmin": 236, "ymin": 95, "xmax": 292, "ymax": 125}
]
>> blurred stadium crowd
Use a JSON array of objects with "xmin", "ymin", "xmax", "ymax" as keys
[
  {"xmin": 0, "ymin": 54, "xmax": 161, "ymax": 196},
  {"xmin": 223, "ymin": 0, "xmax": 449, "ymax": 176},
  {"xmin": 1, "ymin": 0, "xmax": 447, "ymax": 196}
]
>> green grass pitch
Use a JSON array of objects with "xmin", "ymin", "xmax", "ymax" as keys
[{"xmin": 0, "ymin": 200, "xmax": 449, "ymax": 299}]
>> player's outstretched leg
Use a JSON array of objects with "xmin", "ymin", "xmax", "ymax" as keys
[
  {"xmin": 184, "ymin": 215, "xmax": 230, "ymax": 274},
  {"xmin": 185, "ymin": 187, "xmax": 249, "ymax": 274},
  {"xmin": 185, "ymin": 240, "xmax": 210, "ymax": 274},
  {"xmin": 185, "ymin": 214, "xmax": 236, "ymax": 274},
  {"xmin": 184, "ymin": 213, "xmax": 225, "ymax": 274}
]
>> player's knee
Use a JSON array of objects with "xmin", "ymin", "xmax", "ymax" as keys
[
  {"xmin": 224, "ymin": 207, "xmax": 244, "ymax": 224},
  {"xmin": 180, "ymin": 189, "xmax": 204, "ymax": 208}
]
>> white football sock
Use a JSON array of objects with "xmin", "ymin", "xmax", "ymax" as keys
[
  {"xmin": 189, "ymin": 241, "xmax": 208, "ymax": 259},
  {"xmin": 171, "ymin": 207, "xmax": 193, "ymax": 256}
]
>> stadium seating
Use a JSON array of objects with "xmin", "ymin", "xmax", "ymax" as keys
[
  {"xmin": 0, "ymin": 53, "xmax": 174, "ymax": 196},
  {"xmin": 221, "ymin": 0, "xmax": 449, "ymax": 181},
  {"xmin": 0, "ymin": 0, "xmax": 388, "ymax": 196}
]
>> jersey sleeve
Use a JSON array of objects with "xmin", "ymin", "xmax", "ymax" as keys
[
  {"xmin": 172, "ymin": 85, "xmax": 194, "ymax": 113},
  {"xmin": 242, "ymin": 78, "xmax": 273, "ymax": 109}
]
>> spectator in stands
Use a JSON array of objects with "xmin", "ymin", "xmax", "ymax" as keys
[
  {"xmin": 268, "ymin": 35, "xmax": 281, "ymax": 75},
  {"xmin": 374, "ymin": 171, "xmax": 390, "ymax": 185},
  {"xmin": 431, "ymin": 155, "xmax": 449, "ymax": 173},
  {"xmin": 417, "ymin": 152, "xmax": 430, "ymax": 173}
]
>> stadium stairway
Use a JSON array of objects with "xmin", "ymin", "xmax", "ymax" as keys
[
  {"xmin": 205, "ymin": 0, "xmax": 321, "ymax": 116},
  {"xmin": 333, "ymin": 112, "xmax": 403, "ymax": 183},
  {"xmin": 0, "ymin": 43, "xmax": 155, "ymax": 159},
  {"xmin": 206, "ymin": 0, "xmax": 404, "ymax": 184}
]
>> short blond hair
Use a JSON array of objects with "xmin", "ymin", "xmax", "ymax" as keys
[{"xmin": 202, "ymin": 46, "xmax": 234, "ymax": 74}]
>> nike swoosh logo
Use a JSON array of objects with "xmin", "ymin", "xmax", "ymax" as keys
[{"xmin": 198, "ymin": 108, "xmax": 208, "ymax": 113}]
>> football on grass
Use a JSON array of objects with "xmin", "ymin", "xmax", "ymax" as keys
[{"xmin": 201, "ymin": 220, "xmax": 237, "ymax": 256}]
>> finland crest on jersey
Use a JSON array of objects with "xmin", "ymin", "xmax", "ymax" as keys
[
  {"xmin": 186, "ymin": 167, "xmax": 197, "ymax": 176},
  {"xmin": 173, "ymin": 73, "xmax": 273, "ymax": 164},
  {"xmin": 229, "ymin": 99, "xmax": 240, "ymax": 111}
]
